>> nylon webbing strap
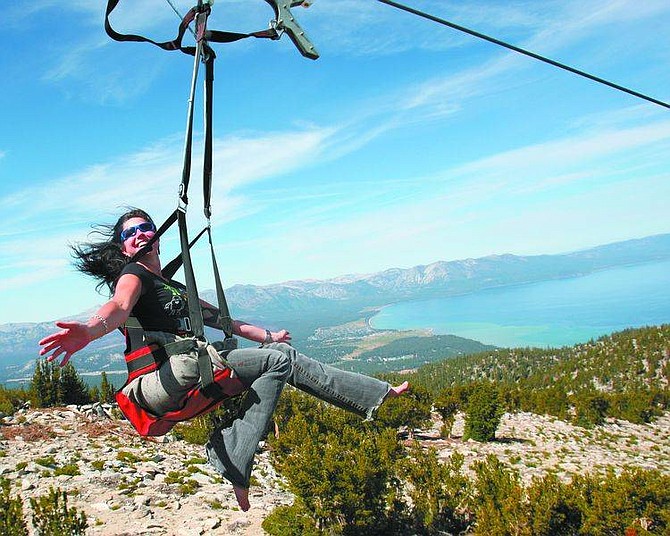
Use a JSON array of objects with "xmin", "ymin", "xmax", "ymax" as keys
[
  {"xmin": 208, "ymin": 227, "xmax": 234, "ymax": 338},
  {"xmin": 104, "ymin": 0, "xmax": 283, "ymax": 59},
  {"xmin": 203, "ymin": 54, "xmax": 214, "ymax": 219},
  {"xmin": 175, "ymin": 37, "xmax": 223, "ymax": 401},
  {"xmin": 177, "ymin": 209, "xmax": 205, "ymax": 339},
  {"xmin": 123, "ymin": 316, "xmax": 146, "ymax": 353},
  {"xmin": 105, "ymin": 0, "xmax": 197, "ymax": 54},
  {"xmin": 162, "ymin": 226, "xmax": 207, "ymax": 279}
]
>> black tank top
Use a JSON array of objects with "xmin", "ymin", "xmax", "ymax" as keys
[{"xmin": 119, "ymin": 263, "xmax": 190, "ymax": 334}]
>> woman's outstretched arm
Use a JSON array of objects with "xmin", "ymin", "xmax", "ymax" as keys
[
  {"xmin": 38, "ymin": 274, "xmax": 142, "ymax": 366},
  {"xmin": 232, "ymin": 320, "xmax": 291, "ymax": 345}
]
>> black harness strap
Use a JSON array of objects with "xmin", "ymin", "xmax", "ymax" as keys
[
  {"xmin": 160, "ymin": 45, "xmax": 235, "ymax": 340},
  {"xmin": 105, "ymin": 0, "xmax": 197, "ymax": 54},
  {"xmin": 104, "ymin": 0, "xmax": 288, "ymax": 59}
]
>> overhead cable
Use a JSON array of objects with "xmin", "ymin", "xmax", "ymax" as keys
[
  {"xmin": 376, "ymin": 0, "xmax": 669, "ymax": 110},
  {"xmin": 165, "ymin": 0, "xmax": 197, "ymax": 38}
]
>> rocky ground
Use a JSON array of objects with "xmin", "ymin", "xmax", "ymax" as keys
[
  {"xmin": 1, "ymin": 405, "xmax": 669, "ymax": 535},
  {"xmin": 421, "ymin": 411, "xmax": 670, "ymax": 484},
  {"xmin": 0, "ymin": 406, "xmax": 293, "ymax": 535}
]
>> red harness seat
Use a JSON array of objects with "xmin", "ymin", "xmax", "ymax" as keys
[{"xmin": 115, "ymin": 342, "xmax": 245, "ymax": 437}]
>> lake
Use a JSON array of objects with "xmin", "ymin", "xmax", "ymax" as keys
[{"xmin": 369, "ymin": 259, "xmax": 670, "ymax": 348}]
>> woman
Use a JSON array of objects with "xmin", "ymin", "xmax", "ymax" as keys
[{"xmin": 38, "ymin": 208, "xmax": 408, "ymax": 511}]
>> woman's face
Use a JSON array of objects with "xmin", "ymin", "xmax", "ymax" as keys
[{"xmin": 120, "ymin": 216, "xmax": 158, "ymax": 257}]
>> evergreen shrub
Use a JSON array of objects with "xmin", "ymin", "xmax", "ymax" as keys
[
  {"xmin": 377, "ymin": 383, "xmax": 433, "ymax": 432},
  {"xmin": 434, "ymin": 389, "xmax": 460, "ymax": 438},
  {"xmin": 0, "ymin": 478, "xmax": 28, "ymax": 536},
  {"xmin": 30, "ymin": 487, "xmax": 88, "ymax": 536},
  {"xmin": 463, "ymin": 383, "xmax": 503, "ymax": 442},
  {"xmin": 30, "ymin": 360, "xmax": 90, "ymax": 408},
  {"xmin": 399, "ymin": 446, "xmax": 471, "ymax": 534},
  {"xmin": 572, "ymin": 392, "xmax": 609, "ymax": 428},
  {"xmin": 469, "ymin": 455, "xmax": 526, "ymax": 534},
  {"xmin": 269, "ymin": 393, "xmax": 405, "ymax": 535},
  {"xmin": 573, "ymin": 468, "xmax": 670, "ymax": 535},
  {"xmin": 261, "ymin": 503, "xmax": 321, "ymax": 536},
  {"xmin": 524, "ymin": 473, "xmax": 582, "ymax": 536},
  {"xmin": 173, "ymin": 394, "xmax": 247, "ymax": 445}
]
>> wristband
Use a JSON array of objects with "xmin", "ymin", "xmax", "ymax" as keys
[{"xmin": 263, "ymin": 329, "xmax": 273, "ymax": 344}]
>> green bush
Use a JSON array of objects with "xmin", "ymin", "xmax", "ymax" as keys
[
  {"xmin": 35, "ymin": 456, "xmax": 57, "ymax": 468},
  {"xmin": 465, "ymin": 460, "xmax": 670, "ymax": 536},
  {"xmin": 434, "ymin": 389, "xmax": 460, "ymax": 438},
  {"xmin": 375, "ymin": 384, "xmax": 432, "ymax": 432},
  {"xmin": 54, "ymin": 464, "xmax": 81, "ymax": 477},
  {"xmin": 30, "ymin": 487, "xmax": 88, "ymax": 536},
  {"xmin": 573, "ymin": 468, "xmax": 670, "ymax": 535},
  {"xmin": 572, "ymin": 392, "xmax": 609, "ymax": 428},
  {"xmin": 469, "ymin": 455, "xmax": 526, "ymax": 535},
  {"xmin": 172, "ymin": 394, "xmax": 247, "ymax": 445},
  {"xmin": 262, "ymin": 503, "xmax": 321, "ymax": 536},
  {"xmin": 464, "ymin": 383, "xmax": 503, "ymax": 442},
  {"xmin": 270, "ymin": 395, "xmax": 405, "ymax": 534},
  {"xmin": 0, "ymin": 386, "xmax": 29, "ymax": 417},
  {"xmin": 116, "ymin": 451, "xmax": 141, "ymax": 464},
  {"xmin": 524, "ymin": 474, "xmax": 582, "ymax": 536},
  {"xmin": 0, "ymin": 478, "xmax": 28, "ymax": 536},
  {"xmin": 399, "ymin": 447, "xmax": 470, "ymax": 534},
  {"xmin": 609, "ymin": 389, "xmax": 664, "ymax": 424},
  {"xmin": 172, "ymin": 415, "xmax": 214, "ymax": 445}
]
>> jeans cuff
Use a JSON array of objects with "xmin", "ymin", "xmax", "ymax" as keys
[
  {"xmin": 364, "ymin": 384, "xmax": 392, "ymax": 421},
  {"xmin": 205, "ymin": 439, "xmax": 248, "ymax": 488}
]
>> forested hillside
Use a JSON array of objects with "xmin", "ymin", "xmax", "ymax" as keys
[{"xmin": 409, "ymin": 324, "xmax": 670, "ymax": 425}]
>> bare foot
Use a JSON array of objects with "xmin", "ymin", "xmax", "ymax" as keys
[
  {"xmin": 233, "ymin": 485, "xmax": 250, "ymax": 511},
  {"xmin": 389, "ymin": 381, "xmax": 409, "ymax": 397}
]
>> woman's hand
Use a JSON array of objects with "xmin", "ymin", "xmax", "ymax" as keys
[
  {"xmin": 38, "ymin": 321, "xmax": 92, "ymax": 367},
  {"xmin": 37, "ymin": 274, "xmax": 139, "ymax": 367},
  {"xmin": 271, "ymin": 329, "xmax": 292, "ymax": 343}
]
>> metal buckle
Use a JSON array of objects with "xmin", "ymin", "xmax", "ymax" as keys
[{"xmin": 176, "ymin": 316, "xmax": 192, "ymax": 334}]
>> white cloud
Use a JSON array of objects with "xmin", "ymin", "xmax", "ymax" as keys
[
  {"xmin": 212, "ymin": 127, "xmax": 334, "ymax": 192},
  {"xmin": 221, "ymin": 112, "xmax": 670, "ymax": 280},
  {"xmin": 0, "ymin": 260, "xmax": 69, "ymax": 293}
]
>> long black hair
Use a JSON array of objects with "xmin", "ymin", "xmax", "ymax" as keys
[{"xmin": 71, "ymin": 208, "xmax": 155, "ymax": 293}]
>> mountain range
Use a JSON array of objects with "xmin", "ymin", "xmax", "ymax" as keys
[
  {"xmin": 217, "ymin": 232, "xmax": 670, "ymax": 314},
  {"xmin": 2, "ymin": 232, "xmax": 669, "ymax": 383}
]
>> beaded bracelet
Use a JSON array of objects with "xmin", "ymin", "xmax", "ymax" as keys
[{"xmin": 92, "ymin": 314, "xmax": 109, "ymax": 334}]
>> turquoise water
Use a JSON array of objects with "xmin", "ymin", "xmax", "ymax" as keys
[{"xmin": 369, "ymin": 260, "xmax": 670, "ymax": 348}]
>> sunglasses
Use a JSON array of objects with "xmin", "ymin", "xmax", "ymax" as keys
[{"xmin": 120, "ymin": 221, "xmax": 156, "ymax": 241}]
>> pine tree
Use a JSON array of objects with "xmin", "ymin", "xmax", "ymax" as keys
[
  {"xmin": 30, "ymin": 360, "xmax": 60, "ymax": 408},
  {"xmin": 435, "ymin": 390, "xmax": 460, "ymax": 438},
  {"xmin": 89, "ymin": 386, "xmax": 101, "ymax": 403},
  {"xmin": 99, "ymin": 372, "xmax": 114, "ymax": 404},
  {"xmin": 463, "ymin": 383, "xmax": 503, "ymax": 442},
  {"xmin": 59, "ymin": 364, "xmax": 91, "ymax": 406},
  {"xmin": 50, "ymin": 364, "xmax": 62, "ymax": 407},
  {"xmin": 30, "ymin": 360, "xmax": 47, "ymax": 408}
]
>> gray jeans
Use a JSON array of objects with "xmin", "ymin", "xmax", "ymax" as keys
[{"xmin": 123, "ymin": 337, "xmax": 392, "ymax": 488}]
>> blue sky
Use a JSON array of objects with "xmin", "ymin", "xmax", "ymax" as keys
[{"xmin": 1, "ymin": 0, "xmax": 669, "ymax": 324}]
